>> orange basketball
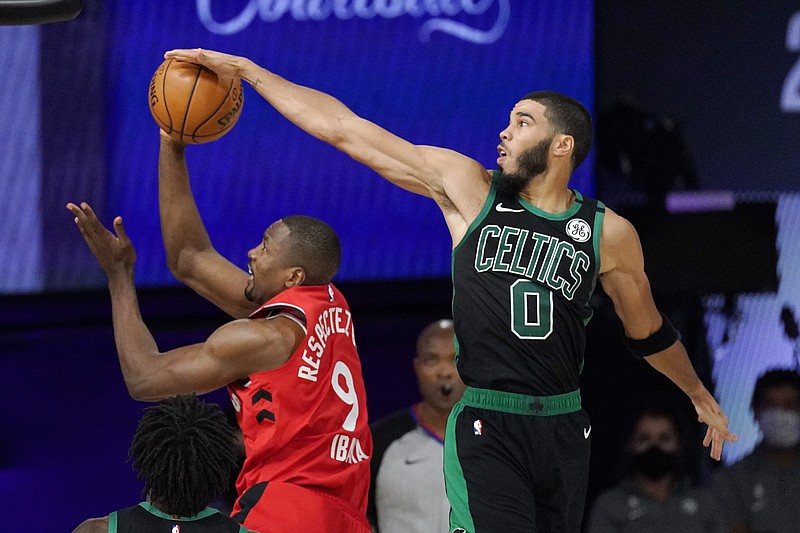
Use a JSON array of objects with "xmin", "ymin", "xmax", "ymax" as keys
[{"xmin": 148, "ymin": 58, "xmax": 243, "ymax": 144}]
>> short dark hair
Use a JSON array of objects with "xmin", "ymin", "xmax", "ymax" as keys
[
  {"xmin": 129, "ymin": 395, "xmax": 238, "ymax": 517},
  {"xmin": 522, "ymin": 91, "xmax": 593, "ymax": 171},
  {"xmin": 282, "ymin": 215, "xmax": 341, "ymax": 284},
  {"xmin": 751, "ymin": 368, "xmax": 800, "ymax": 411},
  {"xmin": 629, "ymin": 405, "xmax": 685, "ymax": 443}
]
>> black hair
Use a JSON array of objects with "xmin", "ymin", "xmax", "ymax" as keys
[
  {"xmin": 751, "ymin": 368, "xmax": 800, "ymax": 411},
  {"xmin": 281, "ymin": 215, "xmax": 341, "ymax": 284},
  {"xmin": 627, "ymin": 404, "xmax": 685, "ymax": 444},
  {"xmin": 522, "ymin": 91, "xmax": 593, "ymax": 171},
  {"xmin": 129, "ymin": 395, "xmax": 238, "ymax": 517}
]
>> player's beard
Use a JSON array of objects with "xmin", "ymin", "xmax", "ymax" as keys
[{"xmin": 495, "ymin": 135, "xmax": 552, "ymax": 198}]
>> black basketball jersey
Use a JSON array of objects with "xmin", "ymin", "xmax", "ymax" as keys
[
  {"xmin": 111, "ymin": 502, "xmax": 247, "ymax": 532},
  {"xmin": 452, "ymin": 172, "xmax": 605, "ymax": 396}
]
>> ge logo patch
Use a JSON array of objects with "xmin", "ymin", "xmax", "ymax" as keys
[{"xmin": 566, "ymin": 219, "xmax": 591, "ymax": 242}]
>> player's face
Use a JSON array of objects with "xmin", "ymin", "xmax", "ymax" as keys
[
  {"xmin": 245, "ymin": 221, "xmax": 294, "ymax": 304},
  {"xmin": 414, "ymin": 327, "xmax": 466, "ymax": 413},
  {"xmin": 495, "ymin": 100, "xmax": 556, "ymax": 196},
  {"xmin": 497, "ymin": 99, "xmax": 554, "ymax": 175},
  {"xmin": 630, "ymin": 415, "xmax": 681, "ymax": 455}
]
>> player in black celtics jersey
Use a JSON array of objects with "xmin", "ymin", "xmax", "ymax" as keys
[
  {"xmin": 72, "ymin": 395, "xmax": 251, "ymax": 533},
  {"xmin": 164, "ymin": 48, "xmax": 738, "ymax": 533}
]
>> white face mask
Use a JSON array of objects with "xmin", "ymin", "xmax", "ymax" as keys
[{"xmin": 757, "ymin": 408, "xmax": 800, "ymax": 449}]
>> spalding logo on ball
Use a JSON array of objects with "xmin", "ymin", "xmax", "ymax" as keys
[{"xmin": 149, "ymin": 59, "xmax": 243, "ymax": 144}]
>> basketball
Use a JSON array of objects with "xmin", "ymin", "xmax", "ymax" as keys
[{"xmin": 149, "ymin": 58, "xmax": 243, "ymax": 144}]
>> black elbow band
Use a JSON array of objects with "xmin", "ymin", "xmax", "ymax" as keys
[{"xmin": 622, "ymin": 312, "xmax": 680, "ymax": 358}]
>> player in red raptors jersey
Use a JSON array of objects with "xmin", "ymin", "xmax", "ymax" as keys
[
  {"xmin": 229, "ymin": 283, "xmax": 371, "ymax": 529},
  {"xmin": 66, "ymin": 131, "xmax": 372, "ymax": 532}
]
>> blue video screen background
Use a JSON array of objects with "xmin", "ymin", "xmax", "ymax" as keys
[
  {"xmin": 0, "ymin": 0, "xmax": 594, "ymax": 293},
  {"xmin": 107, "ymin": 0, "xmax": 595, "ymax": 286}
]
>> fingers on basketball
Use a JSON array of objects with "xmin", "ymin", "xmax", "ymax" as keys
[{"xmin": 149, "ymin": 58, "xmax": 243, "ymax": 144}]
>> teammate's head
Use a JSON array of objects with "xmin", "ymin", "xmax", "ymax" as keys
[
  {"xmin": 129, "ymin": 395, "xmax": 238, "ymax": 517},
  {"xmin": 751, "ymin": 369, "xmax": 800, "ymax": 450},
  {"xmin": 413, "ymin": 319, "xmax": 465, "ymax": 413},
  {"xmin": 245, "ymin": 216, "xmax": 341, "ymax": 303}
]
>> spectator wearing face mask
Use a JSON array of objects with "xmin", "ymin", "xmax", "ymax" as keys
[
  {"xmin": 587, "ymin": 406, "xmax": 725, "ymax": 533},
  {"xmin": 711, "ymin": 369, "xmax": 800, "ymax": 533}
]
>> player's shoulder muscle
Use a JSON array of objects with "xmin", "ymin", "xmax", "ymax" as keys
[{"xmin": 599, "ymin": 207, "xmax": 644, "ymax": 274}]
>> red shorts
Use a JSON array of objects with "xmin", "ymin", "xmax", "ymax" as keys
[{"xmin": 231, "ymin": 481, "xmax": 371, "ymax": 533}]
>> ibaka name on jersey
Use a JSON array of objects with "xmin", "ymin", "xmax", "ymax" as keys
[
  {"xmin": 330, "ymin": 433, "xmax": 369, "ymax": 464},
  {"xmin": 298, "ymin": 306, "xmax": 356, "ymax": 382}
]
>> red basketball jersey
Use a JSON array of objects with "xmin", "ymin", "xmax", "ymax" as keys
[{"xmin": 228, "ymin": 283, "xmax": 372, "ymax": 515}]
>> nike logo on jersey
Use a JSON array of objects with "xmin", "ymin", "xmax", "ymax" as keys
[
  {"xmin": 404, "ymin": 457, "xmax": 426, "ymax": 465},
  {"xmin": 584, "ymin": 425, "xmax": 592, "ymax": 439},
  {"xmin": 495, "ymin": 203, "xmax": 525, "ymax": 213}
]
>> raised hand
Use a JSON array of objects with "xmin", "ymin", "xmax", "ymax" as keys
[
  {"xmin": 164, "ymin": 48, "xmax": 248, "ymax": 80},
  {"xmin": 66, "ymin": 202, "xmax": 136, "ymax": 278}
]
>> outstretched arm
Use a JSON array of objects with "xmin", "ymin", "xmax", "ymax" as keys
[
  {"xmin": 599, "ymin": 209, "xmax": 737, "ymax": 460},
  {"xmin": 66, "ymin": 202, "xmax": 301, "ymax": 400},
  {"xmin": 163, "ymin": 48, "xmax": 491, "ymax": 243},
  {"xmin": 159, "ymin": 133, "xmax": 256, "ymax": 318}
]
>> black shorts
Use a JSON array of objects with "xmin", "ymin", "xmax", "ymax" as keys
[{"xmin": 444, "ymin": 387, "xmax": 591, "ymax": 533}]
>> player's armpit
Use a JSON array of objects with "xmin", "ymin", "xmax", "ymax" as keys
[{"xmin": 439, "ymin": 156, "xmax": 493, "ymax": 222}]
